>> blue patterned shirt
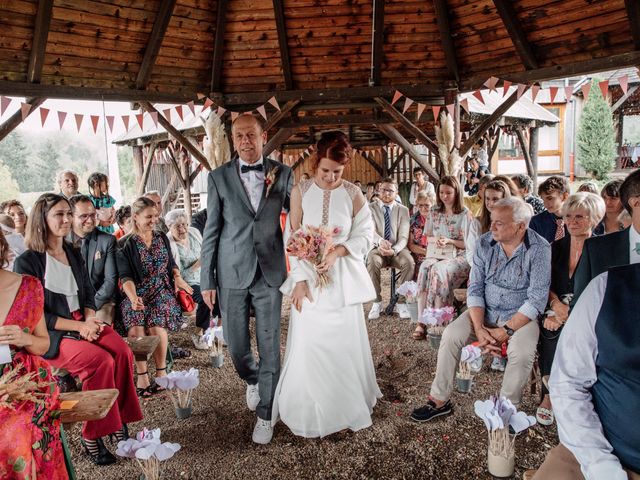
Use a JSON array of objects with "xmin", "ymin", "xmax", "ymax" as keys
[{"xmin": 467, "ymin": 229, "xmax": 551, "ymax": 326}]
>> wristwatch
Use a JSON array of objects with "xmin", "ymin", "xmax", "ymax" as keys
[{"xmin": 503, "ymin": 325, "xmax": 515, "ymax": 337}]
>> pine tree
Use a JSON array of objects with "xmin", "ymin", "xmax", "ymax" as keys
[
  {"xmin": 0, "ymin": 131, "xmax": 31, "ymax": 191},
  {"xmin": 576, "ymin": 79, "xmax": 617, "ymax": 180},
  {"xmin": 0, "ymin": 159, "xmax": 20, "ymax": 202},
  {"xmin": 31, "ymin": 139, "xmax": 62, "ymax": 192}
]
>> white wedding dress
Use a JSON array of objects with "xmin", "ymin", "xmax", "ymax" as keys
[{"xmin": 273, "ymin": 179, "xmax": 382, "ymax": 438}]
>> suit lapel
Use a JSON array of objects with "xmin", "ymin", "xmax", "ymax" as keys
[
  {"xmin": 254, "ymin": 157, "xmax": 270, "ymax": 218},
  {"xmin": 621, "ymin": 228, "xmax": 631, "ymax": 264},
  {"xmin": 228, "ymin": 157, "xmax": 255, "ymax": 214},
  {"xmin": 392, "ymin": 204, "xmax": 400, "ymax": 238}
]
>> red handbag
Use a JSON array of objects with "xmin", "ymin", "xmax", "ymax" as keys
[{"xmin": 177, "ymin": 289, "xmax": 196, "ymax": 313}]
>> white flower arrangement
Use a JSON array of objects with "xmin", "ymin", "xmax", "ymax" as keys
[
  {"xmin": 154, "ymin": 369, "xmax": 199, "ymax": 409},
  {"xmin": 202, "ymin": 326, "xmax": 225, "ymax": 357},
  {"xmin": 396, "ymin": 281, "xmax": 419, "ymax": 304},
  {"xmin": 116, "ymin": 428, "xmax": 181, "ymax": 480},
  {"xmin": 421, "ymin": 306, "xmax": 456, "ymax": 335},
  {"xmin": 458, "ymin": 344, "xmax": 483, "ymax": 380}
]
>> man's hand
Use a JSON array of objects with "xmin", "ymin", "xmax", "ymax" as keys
[
  {"xmin": 202, "ymin": 289, "xmax": 216, "ymax": 310},
  {"xmin": 551, "ymin": 300, "xmax": 569, "ymax": 324},
  {"xmin": 544, "ymin": 316, "xmax": 562, "ymax": 331},
  {"xmin": 475, "ymin": 326, "xmax": 500, "ymax": 355},
  {"xmin": 379, "ymin": 246, "xmax": 395, "ymax": 257},
  {"xmin": 488, "ymin": 327, "xmax": 509, "ymax": 344}
]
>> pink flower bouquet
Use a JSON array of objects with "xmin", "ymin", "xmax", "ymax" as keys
[
  {"xmin": 286, "ymin": 225, "xmax": 341, "ymax": 289},
  {"xmin": 421, "ymin": 306, "xmax": 456, "ymax": 335}
]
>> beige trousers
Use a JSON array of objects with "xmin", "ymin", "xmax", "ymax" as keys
[
  {"xmin": 430, "ymin": 309, "xmax": 539, "ymax": 405},
  {"xmin": 95, "ymin": 301, "xmax": 115, "ymax": 325},
  {"xmin": 366, "ymin": 248, "xmax": 415, "ymax": 302},
  {"xmin": 534, "ymin": 444, "xmax": 640, "ymax": 480}
]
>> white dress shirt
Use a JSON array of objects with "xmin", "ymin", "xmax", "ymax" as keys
[
  {"xmin": 629, "ymin": 224, "xmax": 640, "ymax": 264},
  {"xmin": 238, "ymin": 158, "xmax": 265, "ymax": 212},
  {"xmin": 549, "ymin": 271, "xmax": 634, "ymax": 480},
  {"xmin": 409, "ymin": 181, "xmax": 436, "ymax": 206}
]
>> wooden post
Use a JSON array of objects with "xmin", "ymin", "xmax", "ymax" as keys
[
  {"xmin": 137, "ymin": 143, "xmax": 157, "ymax": 196},
  {"xmin": 181, "ymin": 153, "xmax": 192, "ymax": 222},
  {"xmin": 515, "ymin": 128, "xmax": 534, "ymax": 178},
  {"xmin": 529, "ymin": 124, "xmax": 540, "ymax": 189},
  {"xmin": 381, "ymin": 148, "xmax": 388, "ymax": 177},
  {"xmin": 132, "ymin": 146, "xmax": 144, "ymax": 194}
]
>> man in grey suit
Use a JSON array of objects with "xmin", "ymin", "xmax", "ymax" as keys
[
  {"xmin": 366, "ymin": 177, "xmax": 415, "ymax": 320},
  {"xmin": 68, "ymin": 194, "xmax": 118, "ymax": 325},
  {"xmin": 200, "ymin": 114, "xmax": 292, "ymax": 444}
]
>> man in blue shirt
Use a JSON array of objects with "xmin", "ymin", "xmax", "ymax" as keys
[{"xmin": 411, "ymin": 197, "xmax": 551, "ymax": 422}]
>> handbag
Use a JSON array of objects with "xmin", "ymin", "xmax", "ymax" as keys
[{"xmin": 177, "ymin": 289, "xmax": 196, "ymax": 313}]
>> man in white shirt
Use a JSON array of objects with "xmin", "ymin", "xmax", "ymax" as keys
[{"xmin": 409, "ymin": 167, "xmax": 436, "ymax": 211}]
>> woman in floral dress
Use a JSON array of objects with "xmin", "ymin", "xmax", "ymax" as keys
[
  {"xmin": 408, "ymin": 190, "xmax": 435, "ymax": 280},
  {"xmin": 413, "ymin": 176, "xmax": 478, "ymax": 340}
]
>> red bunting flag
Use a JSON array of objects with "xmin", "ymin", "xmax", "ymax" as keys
[
  {"xmin": 106, "ymin": 115, "xmax": 115, "ymax": 133},
  {"xmin": 268, "ymin": 96, "xmax": 281, "ymax": 111},
  {"xmin": 619, "ymin": 74, "xmax": 629, "ymax": 95},
  {"xmin": 599, "ymin": 80, "xmax": 609, "ymax": 99},
  {"xmin": 503, "ymin": 80, "xmax": 512, "ymax": 97},
  {"xmin": 122, "ymin": 115, "xmax": 130, "ymax": 131},
  {"xmin": 163, "ymin": 108, "xmax": 172, "ymax": 124},
  {"xmin": 175, "ymin": 105, "xmax": 184, "ymax": 121},
  {"xmin": 216, "ymin": 106, "xmax": 226, "ymax": 117},
  {"xmin": 20, "ymin": 103, "xmax": 32, "ymax": 121},
  {"xmin": 187, "ymin": 101, "xmax": 195, "ymax": 117},
  {"xmin": 516, "ymin": 84, "xmax": 527, "ymax": 99},
  {"xmin": 135, "ymin": 113, "xmax": 144, "ymax": 130},
  {"xmin": 581, "ymin": 83, "xmax": 591, "ymax": 101},
  {"xmin": 0, "ymin": 96, "xmax": 11, "ymax": 116},
  {"xmin": 530, "ymin": 85, "xmax": 540, "ymax": 103},
  {"xmin": 549, "ymin": 86, "xmax": 559, "ymax": 104},
  {"xmin": 196, "ymin": 92, "xmax": 206, "ymax": 100},
  {"xmin": 484, "ymin": 76, "xmax": 499, "ymax": 92},
  {"xmin": 90, "ymin": 115, "xmax": 100, "ymax": 134},
  {"xmin": 256, "ymin": 105, "xmax": 267, "ymax": 120},
  {"xmin": 446, "ymin": 103, "xmax": 455, "ymax": 117},
  {"xmin": 472, "ymin": 90, "xmax": 485, "ymax": 104},
  {"xmin": 150, "ymin": 111, "xmax": 158, "ymax": 127},
  {"xmin": 460, "ymin": 98, "xmax": 470, "ymax": 114},
  {"xmin": 564, "ymin": 85, "xmax": 573, "ymax": 102},
  {"xmin": 40, "ymin": 107, "xmax": 50, "ymax": 127},
  {"xmin": 402, "ymin": 97, "xmax": 414, "ymax": 114},
  {"xmin": 416, "ymin": 103, "xmax": 426, "ymax": 121},
  {"xmin": 391, "ymin": 90, "xmax": 403, "ymax": 106},
  {"xmin": 432, "ymin": 105, "xmax": 441, "ymax": 121},
  {"xmin": 231, "ymin": 111, "xmax": 239, "ymax": 121},
  {"xmin": 74, "ymin": 113, "xmax": 84, "ymax": 132},
  {"xmin": 58, "ymin": 111, "xmax": 67, "ymax": 130},
  {"xmin": 203, "ymin": 97, "xmax": 214, "ymax": 110}
]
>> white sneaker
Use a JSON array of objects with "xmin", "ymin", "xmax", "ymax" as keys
[
  {"xmin": 190, "ymin": 334, "xmax": 208, "ymax": 351},
  {"xmin": 246, "ymin": 384, "xmax": 260, "ymax": 411},
  {"xmin": 491, "ymin": 356, "xmax": 507, "ymax": 372},
  {"xmin": 252, "ymin": 418, "xmax": 273, "ymax": 444},
  {"xmin": 368, "ymin": 302, "xmax": 382, "ymax": 320},
  {"xmin": 396, "ymin": 303, "xmax": 411, "ymax": 319}
]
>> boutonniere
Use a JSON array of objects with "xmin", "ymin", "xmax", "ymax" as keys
[
  {"xmin": 265, "ymin": 166, "xmax": 279, "ymax": 198},
  {"xmin": 94, "ymin": 250, "xmax": 102, "ymax": 260}
]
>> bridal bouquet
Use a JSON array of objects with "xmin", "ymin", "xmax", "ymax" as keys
[
  {"xmin": 421, "ymin": 306, "xmax": 456, "ymax": 335},
  {"xmin": 116, "ymin": 428, "xmax": 181, "ymax": 480},
  {"xmin": 286, "ymin": 225, "xmax": 341, "ymax": 289}
]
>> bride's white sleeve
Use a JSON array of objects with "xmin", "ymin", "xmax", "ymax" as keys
[
  {"xmin": 340, "ymin": 203, "xmax": 374, "ymax": 260},
  {"xmin": 280, "ymin": 215, "xmax": 314, "ymax": 296}
]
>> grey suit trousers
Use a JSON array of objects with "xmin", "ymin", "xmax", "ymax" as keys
[{"xmin": 218, "ymin": 266, "xmax": 282, "ymax": 420}]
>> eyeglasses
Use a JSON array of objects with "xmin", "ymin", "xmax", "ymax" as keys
[
  {"xmin": 565, "ymin": 213, "xmax": 588, "ymax": 222},
  {"xmin": 76, "ymin": 213, "xmax": 97, "ymax": 221},
  {"xmin": 380, "ymin": 188, "xmax": 396, "ymax": 194}
]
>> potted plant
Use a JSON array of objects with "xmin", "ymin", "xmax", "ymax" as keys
[
  {"xmin": 421, "ymin": 306, "xmax": 456, "ymax": 349},
  {"xmin": 202, "ymin": 326, "xmax": 225, "ymax": 368},
  {"xmin": 474, "ymin": 395, "xmax": 536, "ymax": 478},
  {"xmin": 154, "ymin": 369, "xmax": 199, "ymax": 419},
  {"xmin": 456, "ymin": 344, "xmax": 482, "ymax": 393},
  {"xmin": 116, "ymin": 428, "xmax": 181, "ymax": 480},
  {"xmin": 396, "ymin": 281, "xmax": 419, "ymax": 322}
]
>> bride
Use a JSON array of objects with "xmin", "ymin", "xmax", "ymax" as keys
[{"xmin": 272, "ymin": 131, "xmax": 382, "ymax": 438}]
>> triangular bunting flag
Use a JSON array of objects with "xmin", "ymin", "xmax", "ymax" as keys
[
  {"xmin": 122, "ymin": 115, "xmax": 130, "ymax": 131},
  {"xmin": 90, "ymin": 115, "xmax": 100, "ymax": 134},
  {"xmin": 256, "ymin": 105, "xmax": 267, "ymax": 120},
  {"xmin": 231, "ymin": 111, "xmax": 239, "ymax": 121},
  {"xmin": 564, "ymin": 85, "xmax": 573, "ymax": 102},
  {"xmin": 196, "ymin": 92, "xmax": 206, "ymax": 100},
  {"xmin": 484, "ymin": 76, "xmax": 499, "ymax": 92},
  {"xmin": 446, "ymin": 103, "xmax": 455, "ymax": 117},
  {"xmin": 187, "ymin": 101, "xmax": 195, "ymax": 117},
  {"xmin": 472, "ymin": 90, "xmax": 485, "ymax": 104},
  {"xmin": 391, "ymin": 90, "xmax": 403, "ymax": 106},
  {"xmin": 150, "ymin": 111, "xmax": 158, "ymax": 127},
  {"xmin": 268, "ymin": 96, "xmax": 280, "ymax": 111},
  {"xmin": 163, "ymin": 108, "xmax": 172, "ymax": 125},
  {"xmin": 0, "ymin": 96, "xmax": 11, "ymax": 116},
  {"xmin": 203, "ymin": 97, "xmax": 214, "ymax": 110},
  {"xmin": 402, "ymin": 97, "xmax": 414, "ymax": 114},
  {"xmin": 416, "ymin": 103, "xmax": 426, "ymax": 121},
  {"xmin": 20, "ymin": 103, "xmax": 32, "ymax": 121},
  {"xmin": 74, "ymin": 113, "xmax": 84, "ymax": 132},
  {"xmin": 503, "ymin": 80, "xmax": 512, "ymax": 97},
  {"xmin": 136, "ymin": 113, "xmax": 144, "ymax": 130},
  {"xmin": 175, "ymin": 105, "xmax": 184, "ymax": 121},
  {"xmin": 216, "ymin": 106, "xmax": 226, "ymax": 117},
  {"xmin": 57, "ymin": 111, "xmax": 67, "ymax": 130},
  {"xmin": 549, "ymin": 86, "xmax": 559, "ymax": 104},
  {"xmin": 599, "ymin": 80, "xmax": 609, "ymax": 99},
  {"xmin": 39, "ymin": 107, "xmax": 50, "ymax": 127},
  {"xmin": 432, "ymin": 105, "xmax": 441, "ymax": 121},
  {"xmin": 530, "ymin": 85, "xmax": 540, "ymax": 103},
  {"xmin": 516, "ymin": 84, "xmax": 527, "ymax": 99},
  {"xmin": 460, "ymin": 98, "xmax": 470, "ymax": 114},
  {"xmin": 106, "ymin": 115, "xmax": 115, "ymax": 133},
  {"xmin": 581, "ymin": 83, "xmax": 591, "ymax": 101},
  {"xmin": 619, "ymin": 74, "xmax": 629, "ymax": 95}
]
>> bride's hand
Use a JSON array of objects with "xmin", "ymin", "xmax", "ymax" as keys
[
  {"xmin": 316, "ymin": 250, "xmax": 339, "ymax": 274},
  {"xmin": 291, "ymin": 281, "xmax": 313, "ymax": 312}
]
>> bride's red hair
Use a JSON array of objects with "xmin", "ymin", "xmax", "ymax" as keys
[{"xmin": 312, "ymin": 131, "xmax": 353, "ymax": 170}]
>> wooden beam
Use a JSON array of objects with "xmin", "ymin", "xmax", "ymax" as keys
[
  {"xmin": 625, "ymin": 0, "xmax": 640, "ymax": 50},
  {"xmin": 290, "ymin": 154, "xmax": 308, "ymax": 171},
  {"xmin": 137, "ymin": 143, "xmax": 158, "ymax": 196},
  {"xmin": 612, "ymin": 84, "xmax": 640, "ymax": 111},
  {"xmin": 432, "ymin": 0, "xmax": 459, "ymax": 82},
  {"xmin": 136, "ymin": 0, "xmax": 177, "ymax": 89},
  {"xmin": 166, "ymin": 149, "xmax": 187, "ymax": 190},
  {"xmin": 493, "ymin": 0, "xmax": 539, "ymax": 70},
  {"xmin": 388, "ymin": 148, "xmax": 406, "ymax": 174},
  {"xmin": 264, "ymin": 128, "xmax": 295, "ymax": 157},
  {"xmin": 189, "ymin": 164, "xmax": 203, "ymax": 184},
  {"xmin": 27, "ymin": 0, "xmax": 54, "ymax": 84},
  {"xmin": 282, "ymin": 113, "xmax": 394, "ymax": 127},
  {"xmin": 515, "ymin": 128, "xmax": 534, "ymax": 178},
  {"xmin": 264, "ymin": 99, "xmax": 300, "ymax": 131},
  {"xmin": 529, "ymin": 125, "xmax": 539, "ymax": 189},
  {"xmin": 210, "ymin": 0, "xmax": 228, "ymax": 92},
  {"xmin": 376, "ymin": 124, "xmax": 439, "ymax": 181},
  {"xmin": 139, "ymin": 101, "xmax": 211, "ymax": 171},
  {"xmin": 0, "ymin": 97, "xmax": 46, "ymax": 142},
  {"xmin": 371, "ymin": 0, "xmax": 385, "ymax": 86},
  {"xmin": 273, "ymin": 0, "xmax": 294, "ymax": 90},
  {"xmin": 460, "ymin": 86, "xmax": 529, "ymax": 157},
  {"xmin": 488, "ymin": 128, "xmax": 501, "ymax": 160},
  {"xmin": 360, "ymin": 151, "xmax": 384, "ymax": 177},
  {"xmin": 374, "ymin": 97, "xmax": 440, "ymax": 158}
]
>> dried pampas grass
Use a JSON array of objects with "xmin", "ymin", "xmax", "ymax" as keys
[
  {"xmin": 0, "ymin": 365, "xmax": 49, "ymax": 409},
  {"xmin": 435, "ymin": 112, "xmax": 463, "ymax": 178}
]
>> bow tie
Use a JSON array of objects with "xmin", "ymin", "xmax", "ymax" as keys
[{"xmin": 241, "ymin": 163, "xmax": 263, "ymax": 174}]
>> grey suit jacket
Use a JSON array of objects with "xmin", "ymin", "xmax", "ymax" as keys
[
  {"xmin": 370, "ymin": 201, "xmax": 411, "ymax": 254},
  {"xmin": 200, "ymin": 156, "xmax": 293, "ymax": 290}
]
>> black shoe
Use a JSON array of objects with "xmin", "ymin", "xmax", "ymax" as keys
[
  {"xmin": 410, "ymin": 399, "xmax": 453, "ymax": 423},
  {"xmin": 56, "ymin": 373, "xmax": 78, "ymax": 393},
  {"xmin": 81, "ymin": 437, "xmax": 117, "ymax": 466}
]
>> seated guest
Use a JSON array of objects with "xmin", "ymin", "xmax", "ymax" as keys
[
  {"xmin": 512, "ymin": 173, "xmax": 545, "ymax": 214},
  {"xmin": 366, "ymin": 177, "xmax": 414, "ymax": 320},
  {"xmin": 354, "ymin": 179, "xmax": 363, "ymax": 192},
  {"xmin": 534, "ymin": 264, "xmax": 640, "ymax": 479},
  {"xmin": 143, "ymin": 190, "xmax": 168, "ymax": 233},
  {"xmin": 536, "ymin": 193, "xmax": 605, "ymax": 427},
  {"xmin": 0, "ymin": 199, "xmax": 28, "ymax": 237},
  {"xmin": 577, "ymin": 180, "xmax": 599, "ymax": 194},
  {"xmin": 413, "ymin": 176, "xmax": 478, "ymax": 340},
  {"xmin": 365, "ymin": 182, "xmax": 376, "ymax": 202},
  {"xmin": 408, "ymin": 191, "xmax": 435, "ymax": 280},
  {"xmin": 464, "ymin": 157, "xmax": 489, "ymax": 196},
  {"xmin": 87, "ymin": 172, "xmax": 116, "ymax": 234},
  {"xmin": 14, "ymin": 193, "xmax": 142, "ymax": 466},
  {"xmin": 166, "ymin": 209, "xmax": 221, "ymax": 350},
  {"xmin": 463, "ymin": 174, "xmax": 494, "ymax": 216},
  {"xmin": 410, "ymin": 167, "xmax": 436, "ymax": 210},
  {"xmin": 594, "ymin": 179, "xmax": 625, "ymax": 235},
  {"xmin": 117, "ymin": 197, "xmax": 192, "ymax": 396},
  {"xmin": 493, "ymin": 175, "xmax": 521, "ymax": 197},
  {"xmin": 0, "ymin": 214, "xmax": 25, "ymax": 270},
  {"xmin": 114, "ymin": 205, "xmax": 132, "ymax": 240},
  {"xmin": 477, "ymin": 180, "xmax": 512, "ymax": 234},
  {"xmin": 56, "ymin": 169, "xmax": 79, "ymax": 199},
  {"xmin": 68, "ymin": 195, "xmax": 118, "ymax": 325},
  {"xmin": 529, "ymin": 175, "xmax": 570, "ymax": 243},
  {"xmin": 190, "ymin": 208, "xmax": 208, "ymax": 236},
  {"xmin": 573, "ymin": 168, "xmax": 640, "ymax": 302},
  {"xmin": 410, "ymin": 197, "xmax": 550, "ymax": 422}
]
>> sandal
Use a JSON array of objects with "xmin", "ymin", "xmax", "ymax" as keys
[
  {"xmin": 148, "ymin": 367, "xmax": 167, "ymax": 394},
  {"xmin": 536, "ymin": 406, "xmax": 554, "ymax": 426},
  {"xmin": 412, "ymin": 324, "xmax": 426, "ymax": 340},
  {"xmin": 136, "ymin": 371, "xmax": 154, "ymax": 398}
]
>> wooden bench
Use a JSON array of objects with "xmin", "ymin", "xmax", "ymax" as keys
[
  {"xmin": 59, "ymin": 389, "xmax": 119, "ymax": 425},
  {"xmin": 124, "ymin": 335, "xmax": 160, "ymax": 362}
]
